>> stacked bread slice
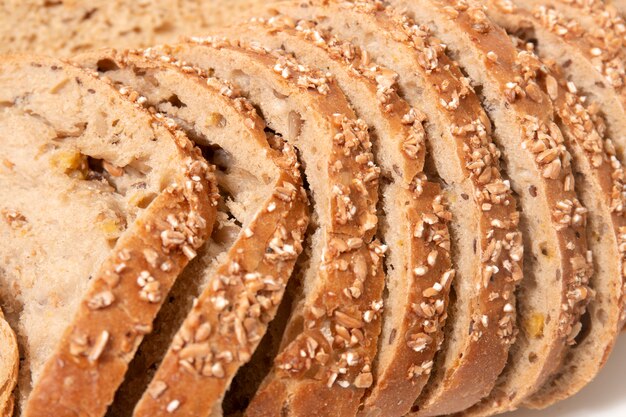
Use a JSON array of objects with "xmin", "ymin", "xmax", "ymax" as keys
[{"xmin": 1, "ymin": 1, "xmax": 626, "ymax": 417}]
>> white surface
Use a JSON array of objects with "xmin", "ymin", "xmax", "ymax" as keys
[{"xmin": 508, "ymin": 336, "xmax": 626, "ymax": 416}]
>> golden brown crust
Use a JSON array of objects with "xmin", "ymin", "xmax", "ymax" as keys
[
  {"xmin": 0, "ymin": 308, "xmax": 18, "ymax": 416},
  {"xmin": 391, "ymin": 0, "xmax": 590, "ymax": 414},
  {"xmin": 14, "ymin": 56, "xmax": 219, "ymax": 417},
  {"xmin": 509, "ymin": 35, "xmax": 626, "ymax": 411},
  {"xmin": 151, "ymin": 37, "xmax": 385, "ymax": 416},
  {"xmin": 269, "ymin": 2, "xmax": 522, "ymax": 415},
  {"xmin": 219, "ymin": 15, "xmax": 459, "ymax": 417},
  {"xmin": 74, "ymin": 49, "xmax": 314, "ymax": 417}
]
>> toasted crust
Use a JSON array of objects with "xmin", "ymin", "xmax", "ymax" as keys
[
  {"xmin": 0, "ymin": 309, "xmax": 18, "ymax": 416},
  {"xmin": 74, "ymin": 48, "xmax": 310, "ymax": 417},
  {"xmin": 218, "ymin": 14, "xmax": 459, "ymax": 417},
  {"xmin": 507, "ymin": 32, "xmax": 626, "ymax": 412},
  {"xmin": 144, "ymin": 38, "xmax": 384, "ymax": 417},
  {"xmin": 1, "ymin": 55, "xmax": 220, "ymax": 417},
  {"xmin": 270, "ymin": 1, "xmax": 522, "ymax": 415},
  {"xmin": 386, "ymin": 0, "xmax": 590, "ymax": 414}
]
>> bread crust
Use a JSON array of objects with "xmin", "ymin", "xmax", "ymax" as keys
[
  {"xmin": 269, "ymin": 1, "xmax": 523, "ymax": 415},
  {"xmin": 384, "ymin": 0, "xmax": 590, "ymax": 415},
  {"xmin": 505, "ymin": 31, "xmax": 626, "ymax": 413},
  {"xmin": 218, "ymin": 15, "xmax": 459, "ymax": 417},
  {"xmin": 74, "ymin": 48, "xmax": 310, "ymax": 417},
  {"xmin": 0, "ymin": 55, "xmax": 219, "ymax": 417},
  {"xmin": 148, "ymin": 38, "xmax": 385, "ymax": 417},
  {"xmin": 0, "ymin": 309, "xmax": 18, "ymax": 417},
  {"xmin": 483, "ymin": 1, "xmax": 626, "ymax": 409}
]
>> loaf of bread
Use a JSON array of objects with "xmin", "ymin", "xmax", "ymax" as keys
[{"xmin": 1, "ymin": 0, "xmax": 625, "ymax": 416}]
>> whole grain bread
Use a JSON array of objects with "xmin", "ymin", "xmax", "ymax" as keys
[
  {"xmin": 0, "ymin": 54, "xmax": 218, "ymax": 417},
  {"xmin": 219, "ymin": 15, "xmax": 459, "ymax": 417},
  {"xmin": 505, "ymin": 35, "xmax": 626, "ymax": 412},
  {"xmin": 381, "ymin": 0, "xmax": 592, "ymax": 415},
  {"xmin": 137, "ymin": 38, "xmax": 385, "ymax": 417},
  {"xmin": 0, "ymin": 308, "xmax": 18, "ymax": 417},
  {"xmin": 73, "ymin": 47, "xmax": 309, "ymax": 417},
  {"xmin": 270, "ymin": 1, "xmax": 523, "ymax": 415}
]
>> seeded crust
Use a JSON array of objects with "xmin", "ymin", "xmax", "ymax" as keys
[
  {"xmin": 380, "ymin": 0, "xmax": 591, "ymax": 415},
  {"xmin": 483, "ymin": 1, "xmax": 626, "ymax": 164},
  {"xmin": 506, "ymin": 33, "xmax": 626, "ymax": 412},
  {"xmin": 139, "ymin": 38, "xmax": 384, "ymax": 417},
  {"xmin": 217, "ymin": 14, "xmax": 458, "ymax": 417},
  {"xmin": 0, "ymin": 55, "xmax": 218, "ymax": 417},
  {"xmin": 73, "ymin": 48, "xmax": 310, "ymax": 416},
  {"xmin": 270, "ymin": 1, "xmax": 522, "ymax": 415},
  {"xmin": 0, "ymin": 308, "xmax": 18, "ymax": 417}
]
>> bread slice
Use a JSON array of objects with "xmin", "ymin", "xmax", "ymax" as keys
[
  {"xmin": 0, "ymin": 0, "xmax": 262, "ymax": 56},
  {"xmin": 485, "ymin": 1, "xmax": 626, "ymax": 164},
  {"xmin": 270, "ymin": 1, "xmax": 522, "ymax": 415},
  {"xmin": 503, "ymin": 36, "xmax": 626, "ymax": 411},
  {"xmin": 215, "ymin": 15, "xmax": 460, "ymax": 417},
  {"xmin": 0, "ymin": 54, "xmax": 218, "ymax": 416},
  {"xmin": 129, "ymin": 39, "xmax": 384, "ymax": 416},
  {"xmin": 383, "ymin": 0, "xmax": 591, "ymax": 414},
  {"xmin": 73, "ymin": 47, "xmax": 309, "ymax": 416},
  {"xmin": 0, "ymin": 308, "xmax": 18, "ymax": 417}
]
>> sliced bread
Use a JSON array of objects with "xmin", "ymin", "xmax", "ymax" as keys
[
  {"xmin": 509, "ymin": 39, "xmax": 626, "ymax": 409},
  {"xmin": 270, "ymin": 1, "xmax": 523, "ymax": 415},
  {"xmin": 218, "ymin": 15, "xmax": 458, "ymax": 417},
  {"xmin": 384, "ymin": 0, "xmax": 591, "ymax": 415},
  {"xmin": 0, "ymin": 54, "xmax": 218, "ymax": 416},
  {"xmin": 73, "ymin": 47, "xmax": 309, "ymax": 417},
  {"xmin": 138, "ymin": 38, "xmax": 385, "ymax": 417}
]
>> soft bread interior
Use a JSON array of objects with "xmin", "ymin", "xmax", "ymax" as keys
[{"xmin": 0, "ymin": 59, "xmax": 183, "ymax": 406}]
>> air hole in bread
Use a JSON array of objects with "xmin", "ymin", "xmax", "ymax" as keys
[
  {"xmin": 166, "ymin": 93, "xmax": 186, "ymax": 109},
  {"xmin": 538, "ymin": 241, "xmax": 549, "ymax": 257},
  {"xmin": 575, "ymin": 310, "xmax": 592, "ymax": 345},
  {"xmin": 528, "ymin": 352, "xmax": 538, "ymax": 363},
  {"xmin": 95, "ymin": 58, "xmax": 120, "ymax": 73},
  {"xmin": 199, "ymin": 143, "xmax": 231, "ymax": 173}
]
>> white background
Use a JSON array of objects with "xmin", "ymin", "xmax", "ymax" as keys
[{"xmin": 509, "ymin": 336, "xmax": 626, "ymax": 416}]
